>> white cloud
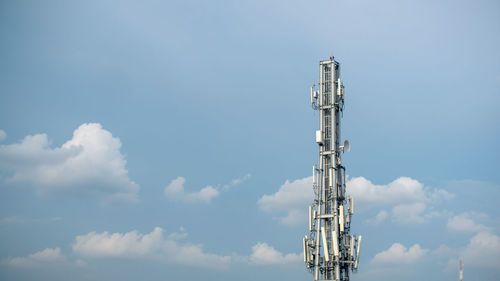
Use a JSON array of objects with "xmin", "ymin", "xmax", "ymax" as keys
[
  {"xmin": 348, "ymin": 177, "xmax": 452, "ymax": 224},
  {"xmin": 8, "ymin": 248, "xmax": 66, "ymax": 266},
  {"xmin": 348, "ymin": 177, "xmax": 424, "ymax": 207},
  {"xmin": 167, "ymin": 240, "xmax": 231, "ymax": 270},
  {"xmin": 442, "ymin": 231, "xmax": 500, "ymax": 271},
  {"xmin": 432, "ymin": 244, "xmax": 458, "ymax": 257},
  {"xmin": 366, "ymin": 210, "xmax": 388, "ymax": 225},
  {"xmin": 0, "ymin": 123, "xmax": 139, "ymax": 204},
  {"xmin": 167, "ymin": 226, "xmax": 188, "ymax": 240},
  {"xmin": 257, "ymin": 176, "xmax": 313, "ymax": 226},
  {"xmin": 164, "ymin": 174, "xmax": 251, "ymax": 204},
  {"xmin": 461, "ymin": 231, "xmax": 500, "ymax": 268},
  {"xmin": 0, "ymin": 129, "xmax": 6, "ymax": 141},
  {"xmin": 164, "ymin": 177, "xmax": 219, "ymax": 203},
  {"xmin": 223, "ymin": 173, "xmax": 251, "ymax": 190},
  {"xmin": 372, "ymin": 243, "xmax": 428, "ymax": 265},
  {"xmin": 73, "ymin": 227, "xmax": 164, "ymax": 258},
  {"xmin": 72, "ymin": 227, "xmax": 231, "ymax": 270},
  {"xmin": 249, "ymin": 242, "xmax": 301, "ymax": 265},
  {"xmin": 2, "ymin": 247, "xmax": 84, "ymax": 268},
  {"xmin": 257, "ymin": 175, "xmax": 452, "ymax": 226},
  {"xmin": 391, "ymin": 202, "xmax": 445, "ymax": 224},
  {"xmin": 392, "ymin": 202, "xmax": 427, "ymax": 224},
  {"xmin": 71, "ymin": 227, "xmax": 301, "ymax": 269},
  {"xmin": 428, "ymin": 188, "xmax": 455, "ymax": 202},
  {"xmin": 446, "ymin": 212, "xmax": 490, "ymax": 234}
]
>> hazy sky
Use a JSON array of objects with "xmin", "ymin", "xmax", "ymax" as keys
[{"xmin": 1, "ymin": 0, "xmax": 499, "ymax": 281}]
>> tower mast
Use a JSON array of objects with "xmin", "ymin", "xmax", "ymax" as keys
[{"xmin": 303, "ymin": 57, "xmax": 361, "ymax": 281}]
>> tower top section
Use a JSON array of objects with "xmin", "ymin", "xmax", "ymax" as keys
[{"xmin": 303, "ymin": 58, "xmax": 361, "ymax": 281}]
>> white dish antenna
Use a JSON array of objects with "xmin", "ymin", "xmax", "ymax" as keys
[{"xmin": 341, "ymin": 140, "xmax": 350, "ymax": 153}]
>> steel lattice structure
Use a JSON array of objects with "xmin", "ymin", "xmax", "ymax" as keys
[{"xmin": 303, "ymin": 57, "xmax": 362, "ymax": 281}]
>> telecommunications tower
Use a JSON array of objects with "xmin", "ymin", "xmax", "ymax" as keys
[{"xmin": 303, "ymin": 57, "xmax": 362, "ymax": 281}]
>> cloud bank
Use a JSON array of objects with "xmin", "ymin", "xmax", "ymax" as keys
[
  {"xmin": 72, "ymin": 227, "xmax": 231, "ymax": 270},
  {"xmin": 348, "ymin": 177, "xmax": 452, "ymax": 224},
  {"xmin": 8, "ymin": 227, "xmax": 299, "ymax": 271},
  {"xmin": 257, "ymin": 175, "xmax": 453, "ymax": 226},
  {"xmin": 0, "ymin": 124, "xmax": 139, "ymax": 204},
  {"xmin": 2, "ymin": 247, "xmax": 84, "ymax": 268}
]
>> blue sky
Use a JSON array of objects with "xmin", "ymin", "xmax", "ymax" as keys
[{"xmin": 0, "ymin": 0, "xmax": 499, "ymax": 280}]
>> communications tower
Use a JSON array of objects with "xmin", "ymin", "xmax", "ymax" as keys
[{"xmin": 303, "ymin": 57, "xmax": 362, "ymax": 281}]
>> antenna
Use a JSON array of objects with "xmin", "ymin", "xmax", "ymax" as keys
[
  {"xmin": 303, "ymin": 58, "xmax": 362, "ymax": 281},
  {"xmin": 354, "ymin": 235, "xmax": 362, "ymax": 270},
  {"xmin": 312, "ymin": 165, "xmax": 316, "ymax": 185},
  {"xmin": 309, "ymin": 206, "xmax": 313, "ymax": 231},
  {"xmin": 348, "ymin": 196, "xmax": 354, "ymax": 215},
  {"xmin": 459, "ymin": 259, "xmax": 463, "ymax": 281},
  {"xmin": 321, "ymin": 227, "xmax": 330, "ymax": 262},
  {"xmin": 332, "ymin": 229, "xmax": 339, "ymax": 257},
  {"xmin": 339, "ymin": 205, "xmax": 345, "ymax": 233},
  {"xmin": 349, "ymin": 235, "xmax": 355, "ymax": 259},
  {"xmin": 304, "ymin": 236, "xmax": 309, "ymax": 263},
  {"xmin": 341, "ymin": 140, "xmax": 350, "ymax": 153}
]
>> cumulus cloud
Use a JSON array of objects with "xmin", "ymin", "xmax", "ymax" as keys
[
  {"xmin": 441, "ymin": 231, "xmax": 500, "ymax": 271},
  {"xmin": 461, "ymin": 231, "xmax": 500, "ymax": 268},
  {"xmin": 71, "ymin": 226, "xmax": 300, "ymax": 269},
  {"xmin": 257, "ymin": 176, "xmax": 313, "ymax": 226},
  {"xmin": 347, "ymin": 177, "xmax": 452, "ymax": 208},
  {"xmin": 372, "ymin": 243, "xmax": 428, "ymax": 265},
  {"xmin": 7, "ymin": 228, "xmax": 302, "ymax": 271},
  {"xmin": 6, "ymin": 248, "xmax": 66, "ymax": 266},
  {"xmin": 0, "ymin": 123, "xmax": 139, "ymax": 204},
  {"xmin": 257, "ymin": 175, "xmax": 451, "ymax": 226},
  {"xmin": 72, "ymin": 227, "xmax": 231, "ymax": 270},
  {"xmin": 2, "ymin": 247, "xmax": 84, "ymax": 268},
  {"xmin": 348, "ymin": 177, "xmax": 452, "ymax": 224},
  {"xmin": 249, "ymin": 242, "xmax": 301, "ymax": 265},
  {"xmin": 348, "ymin": 177, "xmax": 426, "ymax": 206},
  {"xmin": 73, "ymin": 227, "xmax": 164, "ymax": 258},
  {"xmin": 446, "ymin": 212, "xmax": 490, "ymax": 234},
  {"xmin": 164, "ymin": 177, "xmax": 220, "ymax": 203},
  {"xmin": 0, "ymin": 129, "xmax": 6, "ymax": 141}
]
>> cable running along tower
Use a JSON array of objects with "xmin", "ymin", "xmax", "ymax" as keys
[{"xmin": 303, "ymin": 57, "xmax": 362, "ymax": 281}]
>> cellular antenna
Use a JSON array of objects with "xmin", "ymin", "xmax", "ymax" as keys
[
  {"xmin": 459, "ymin": 259, "xmax": 463, "ymax": 281},
  {"xmin": 304, "ymin": 57, "xmax": 362, "ymax": 281},
  {"xmin": 341, "ymin": 140, "xmax": 350, "ymax": 153}
]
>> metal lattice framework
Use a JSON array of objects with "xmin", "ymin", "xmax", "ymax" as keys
[{"xmin": 303, "ymin": 57, "xmax": 362, "ymax": 281}]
